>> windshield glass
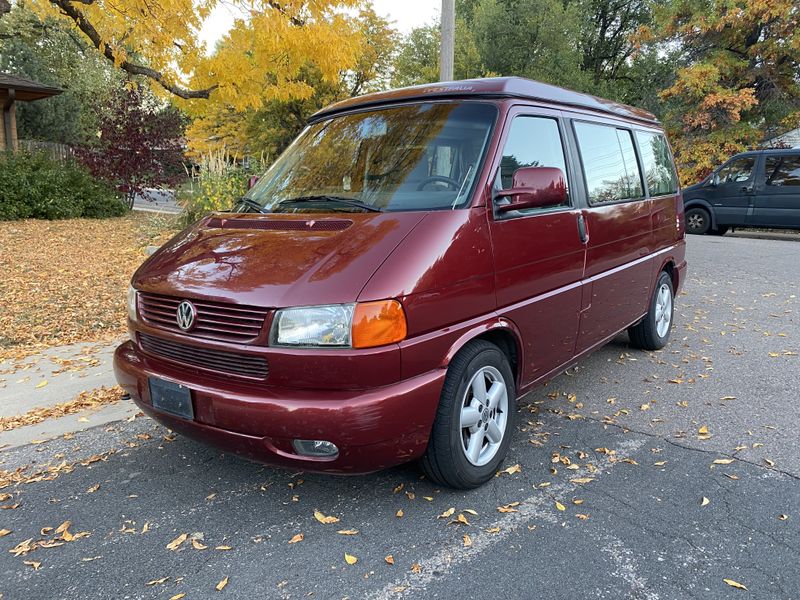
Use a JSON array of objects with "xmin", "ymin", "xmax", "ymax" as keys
[{"xmin": 241, "ymin": 101, "xmax": 497, "ymax": 213}]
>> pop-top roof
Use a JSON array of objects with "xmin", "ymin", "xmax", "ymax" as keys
[
  {"xmin": 0, "ymin": 72, "xmax": 62, "ymax": 102},
  {"xmin": 311, "ymin": 76, "xmax": 658, "ymax": 125}
]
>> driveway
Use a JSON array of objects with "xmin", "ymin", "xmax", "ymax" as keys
[
  {"xmin": 132, "ymin": 189, "xmax": 181, "ymax": 214},
  {"xmin": 1, "ymin": 235, "xmax": 797, "ymax": 599}
]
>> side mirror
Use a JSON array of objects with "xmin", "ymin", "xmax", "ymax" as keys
[
  {"xmin": 709, "ymin": 174, "xmax": 719, "ymax": 187},
  {"xmin": 248, "ymin": 175, "xmax": 260, "ymax": 190},
  {"xmin": 495, "ymin": 167, "xmax": 567, "ymax": 213}
]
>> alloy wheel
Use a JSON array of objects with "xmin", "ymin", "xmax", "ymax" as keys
[{"xmin": 459, "ymin": 366, "xmax": 509, "ymax": 466}]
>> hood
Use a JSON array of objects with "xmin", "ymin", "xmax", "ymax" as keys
[{"xmin": 133, "ymin": 212, "xmax": 427, "ymax": 308}]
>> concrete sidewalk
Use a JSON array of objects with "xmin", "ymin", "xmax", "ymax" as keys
[{"xmin": 0, "ymin": 339, "xmax": 139, "ymax": 450}]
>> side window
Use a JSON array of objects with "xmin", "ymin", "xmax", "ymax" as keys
[
  {"xmin": 574, "ymin": 122, "xmax": 643, "ymax": 204},
  {"xmin": 717, "ymin": 158, "xmax": 755, "ymax": 184},
  {"xmin": 498, "ymin": 116, "xmax": 569, "ymax": 209},
  {"xmin": 636, "ymin": 131, "xmax": 678, "ymax": 196},
  {"xmin": 765, "ymin": 155, "xmax": 800, "ymax": 186}
]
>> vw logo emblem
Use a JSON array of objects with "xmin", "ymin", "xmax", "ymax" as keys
[{"xmin": 176, "ymin": 300, "xmax": 197, "ymax": 331}]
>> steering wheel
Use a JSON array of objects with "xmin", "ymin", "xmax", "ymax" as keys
[{"xmin": 416, "ymin": 176, "xmax": 460, "ymax": 191}]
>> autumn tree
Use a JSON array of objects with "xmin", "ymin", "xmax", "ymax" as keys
[
  {"xmin": 76, "ymin": 86, "xmax": 185, "ymax": 208},
  {"xmin": 651, "ymin": 0, "xmax": 800, "ymax": 184}
]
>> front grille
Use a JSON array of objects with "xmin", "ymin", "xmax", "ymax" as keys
[
  {"xmin": 139, "ymin": 333, "xmax": 269, "ymax": 380},
  {"xmin": 138, "ymin": 293, "xmax": 269, "ymax": 343}
]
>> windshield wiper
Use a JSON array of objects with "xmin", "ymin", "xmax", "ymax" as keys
[
  {"xmin": 277, "ymin": 195, "xmax": 383, "ymax": 213},
  {"xmin": 234, "ymin": 196, "xmax": 266, "ymax": 213}
]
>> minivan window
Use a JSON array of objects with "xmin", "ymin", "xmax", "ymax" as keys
[
  {"xmin": 242, "ymin": 102, "xmax": 497, "ymax": 213},
  {"xmin": 574, "ymin": 122, "xmax": 643, "ymax": 204},
  {"xmin": 765, "ymin": 155, "xmax": 800, "ymax": 186},
  {"xmin": 635, "ymin": 131, "xmax": 678, "ymax": 196},
  {"xmin": 498, "ymin": 116, "xmax": 568, "ymax": 198},
  {"xmin": 717, "ymin": 157, "xmax": 755, "ymax": 183}
]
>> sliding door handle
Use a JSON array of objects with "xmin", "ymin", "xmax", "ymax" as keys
[{"xmin": 577, "ymin": 214, "xmax": 589, "ymax": 244}]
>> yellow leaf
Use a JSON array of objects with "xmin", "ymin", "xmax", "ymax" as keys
[
  {"xmin": 411, "ymin": 563, "xmax": 422, "ymax": 573},
  {"xmin": 464, "ymin": 509, "xmax": 478, "ymax": 516},
  {"xmin": 570, "ymin": 477, "xmax": 595, "ymax": 484},
  {"xmin": 698, "ymin": 425, "xmax": 709, "ymax": 435},
  {"xmin": 216, "ymin": 576, "xmax": 229, "ymax": 591},
  {"xmin": 288, "ymin": 533, "xmax": 304, "ymax": 544},
  {"xmin": 555, "ymin": 501, "xmax": 566, "ymax": 511},
  {"xmin": 169, "ymin": 594, "xmax": 186, "ymax": 600},
  {"xmin": 723, "ymin": 579, "xmax": 747, "ymax": 590},
  {"xmin": 497, "ymin": 464, "xmax": 521, "ymax": 476},
  {"xmin": 764, "ymin": 458, "xmax": 775, "ymax": 467},
  {"xmin": 463, "ymin": 534, "xmax": 472, "ymax": 547},
  {"xmin": 713, "ymin": 459, "xmax": 734, "ymax": 465},
  {"xmin": 314, "ymin": 510, "xmax": 340, "ymax": 524},
  {"xmin": 576, "ymin": 513, "xmax": 589, "ymax": 520},
  {"xmin": 146, "ymin": 577, "xmax": 169, "ymax": 586},
  {"xmin": 166, "ymin": 533, "xmax": 188, "ymax": 550},
  {"xmin": 86, "ymin": 484, "xmax": 100, "ymax": 493},
  {"xmin": 384, "ymin": 554, "xmax": 394, "ymax": 565},
  {"xmin": 36, "ymin": 380, "xmax": 48, "ymax": 389},
  {"xmin": 344, "ymin": 553, "xmax": 358, "ymax": 565},
  {"xmin": 438, "ymin": 507, "xmax": 455, "ymax": 519},
  {"xmin": 191, "ymin": 539, "xmax": 208, "ymax": 550},
  {"xmin": 0, "ymin": 529, "xmax": 11, "ymax": 537},
  {"xmin": 24, "ymin": 560, "xmax": 41, "ymax": 570},
  {"xmin": 337, "ymin": 529, "xmax": 358, "ymax": 535},
  {"xmin": 654, "ymin": 461, "xmax": 667, "ymax": 466},
  {"xmin": 455, "ymin": 513, "xmax": 469, "ymax": 525},
  {"xmin": 485, "ymin": 527, "xmax": 501, "ymax": 533},
  {"xmin": 701, "ymin": 497, "xmax": 710, "ymax": 506},
  {"xmin": 396, "ymin": 509, "xmax": 404, "ymax": 518},
  {"xmin": 215, "ymin": 545, "xmax": 232, "ymax": 551}
]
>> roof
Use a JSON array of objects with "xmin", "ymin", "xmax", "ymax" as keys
[
  {"xmin": 0, "ymin": 72, "xmax": 62, "ymax": 102},
  {"xmin": 311, "ymin": 77, "xmax": 659, "ymax": 125}
]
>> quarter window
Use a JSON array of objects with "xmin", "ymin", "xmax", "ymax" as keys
[
  {"xmin": 574, "ymin": 122, "xmax": 643, "ymax": 204},
  {"xmin": 765, "ymin": 155, "xmax": 800, "ymax": 186},
  {"xmin": 717, "ymin": 158, "xmax": 755, "ymax": 184},
  {"xmin": 497, "ymin": 116, "xmax": 569, "ymax": 210},
  {"xmin": 635, "ymin": 131, "xmax": 678, "ymax": 196}
]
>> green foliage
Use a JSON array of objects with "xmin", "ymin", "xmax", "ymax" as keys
[
  {"xmin": 0, "ymin": 151, "xmax": 126, "ymax": 220},
  {"xmin": 177, "ymin": 151, "xmax": 264, "ymax": 226},
  {"xmin": 0, "ymin": 5, "xmax": 124, "ymax": 145}
]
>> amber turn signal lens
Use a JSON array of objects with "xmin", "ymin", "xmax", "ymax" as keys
[{"xmin": 351, "ymin": 300, "xmax": 407, "ymax": 349}]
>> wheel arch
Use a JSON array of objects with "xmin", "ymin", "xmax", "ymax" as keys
[
  {"xmin": 441, "ymin": 319, "xmax": 524, "ymax": 389},
  {"xmin": 684, "ymin": 199, "xmax": 718, "ymax": 229}
]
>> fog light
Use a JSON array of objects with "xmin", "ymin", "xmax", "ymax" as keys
[{"xmin": 292, "ymin": 439, "xmax": 339, "ymax": 458}]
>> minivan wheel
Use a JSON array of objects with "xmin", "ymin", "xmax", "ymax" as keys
[
  {"xmin": 420, "ymin": 340, "xmax": 516, "ymax": 489},
  {"xmin": 628, "ymin": 271, "xmax": 674, "ymax": 351},
  {"xmin": 685, "ymin": 207, "xmax": 711, "ymax": 235}
]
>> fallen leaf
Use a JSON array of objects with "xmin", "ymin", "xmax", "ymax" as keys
[
  {"xmin": 454, "ymin": 513, "xmax": 470, "ymax": 525},
  {"xmin": 166, "ymin": 533, "xmax": 188, "ymax": 551},
  {"xmin": 555, "ymin": 501, "xmax": 566, "ymax": 511},
  {"xmin": 35, "ymin": 380, "xmax": 48, "ymax": 389},
  {"xmin": 497, "ymin": 464, "xmax": 521, "ymax": 476},
  {"xmin": 313, "ymin": 510, "xmax": 340, "ymax": 524},
  {"xmin": 169, "ymin": 594, "xmax": 186, "ymax": 600},
  {"xmin": 215, "ymin": 545, "xmax": 232, "ymax": 551},
  {"xmin": 411, "ymin": 563, "xmax": 422, "ymax": 573},
  {"xmin": 723, "ymin": 579, "xmax": 747, "ymax": 590},
  {"xmin": 701, "ymin": 497, "xmax": 710, "ymax": 507},
  {"xmin": 713, "ymin": 459, "xmax": 735, "ymax": 465},
  {"xmin": 438, "ymin": 507, "xmax": 455, "ymax": 519},
  {"xmin": 191, "ymin": 539, "xmax": 208, "ymax": 550},
  {"xmin": 396, "ymin": 509, "xmax": 404, "ymax": 518},
  {"xmin": 463, "ymin": 509, "xmax": 478, "ymax": 516},
  {"xmin": 698, "ymin": 425, "xmax": 709, "ymax": 435},
  {"xmin": 216, "ymin": 576, "xmax": 229, "ymax": 591},
  {"xmin": 485, "ymin": 527, "xmax": 501, "ymax": 533},
  {"xmin": 463, "ymin": 534, "xmax": 472, "ymax": 547},
  {"xmin": 86, "ymin": 483, "xmax": 100, "ymax": 493},
  {"xmin": 570, "ymin": 477, "xmax": 595, "ymax": 484},
  {"xmin": 337, "ymin": 529, "xmax": 358, "ymax": 535},
  {"xmin": 0, "ymin": 529, "xmax": 11, "ymax": 537},
  {"xmin": 576, "ymin": 513, "xmax": 590, "ymax": 520},
  {"xmin": 497, "ymin": 502, "xmax": 520, "ymax": 513},
  {"xmin": 384, "ymin": 554, "xmax": 394, "ymax": 565},
  {"xmin": 288, "ymin": 533, "xmax": 304, "ymax": 544},
  {"xmin": 764, "ymin": 458, "xmax": 775, "ymax": 467},
  {"xmin": 146, "ymin": 577, "xmax": 169, "ymax": 586},
  {"xmin": 778, "ymin": 514, "xmax": 789, "ymax": 521},
  {"xmin": 344, "ymin": 553, "xmax": 358, "ymax": 565},
  {"xmin": 24, "ymin": 560, "xmax": 41, "ymax": 570}
]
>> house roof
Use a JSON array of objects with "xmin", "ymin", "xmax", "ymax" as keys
[
  {"xmin": 0, "ymin": 72, "xmax": 62, "ymax": 102},
  {"xmin": 311, "ymin": 76, "xmax": 659, "ymax": 126}
]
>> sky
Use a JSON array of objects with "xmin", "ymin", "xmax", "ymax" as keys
[{"xmin": 199, "ymin": 1, "xmax": 440, "ymax": 54}]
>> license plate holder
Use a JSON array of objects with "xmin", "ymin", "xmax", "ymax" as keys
[{"xmin": 148, "ymin": 377, "xmax": 194, "ymax": 420}]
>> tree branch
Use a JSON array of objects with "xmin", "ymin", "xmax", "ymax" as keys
[{"xmin": 50, "ymin": 0, "xmax": 217, "ymax": 100}]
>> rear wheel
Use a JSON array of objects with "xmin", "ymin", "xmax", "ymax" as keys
[
  {"xmin": 628, "ymin": 271, "xmax": 674, "ymax": 351},
  {"xmin": 420, "ymin": 340, "xmax": 516, "ymax": 489},
  {"xmin": 685, "ymin": 207, "xmax": 711, "ymax": 235}
]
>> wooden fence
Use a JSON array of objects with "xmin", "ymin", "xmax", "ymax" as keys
[{"xmin": 18, "ymin": 139, "xmax": 75, "ymax": 162}]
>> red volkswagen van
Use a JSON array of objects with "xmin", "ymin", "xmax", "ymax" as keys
[{"xmin": 114, "ymin": 77, "xmax": 686, "ymax": 489}]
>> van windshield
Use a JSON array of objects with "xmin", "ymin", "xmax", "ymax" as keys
[{"xmin": 240, "ymin": 102, "xmax": 497, "ymax": 213}]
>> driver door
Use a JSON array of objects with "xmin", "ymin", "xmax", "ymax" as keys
[{"xmin": 706, "ymin": 156, "xmax": 756, "ymax": 226}]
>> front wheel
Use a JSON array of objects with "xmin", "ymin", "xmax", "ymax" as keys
[
  {"xmin": 420, "ymin": 340, "xmax": 516, "ymax": 489},
  {"xmin": 628, "ymin": 271, "xmax": 674, "ymax": 351},
  {"xmin": 685, "ymin": 207, "xmax": 711, "ymax": 235}
]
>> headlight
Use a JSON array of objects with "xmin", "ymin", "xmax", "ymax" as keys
[
  {"xmin": 127, "ymin": 285, "xmax": 138, "ymax": 322},
  {"xmin": 272, "ymin": 300, "xmax": 407, "ymax": 349},
  {"xmin": 272, "ymin": 304, "xmax": 355, "ymax": 347}
]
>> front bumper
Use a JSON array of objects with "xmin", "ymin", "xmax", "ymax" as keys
[{"xmin": 113, "ymin": 341, "xmax": 446, "ymax": 473}]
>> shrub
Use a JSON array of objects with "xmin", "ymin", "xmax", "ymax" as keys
[
  {"xmin": 0, "ymin": 150, "xmax": 126, "ymax": 220},
  {"xmin": 178, "ymin": 150, "xmax": 264, "ymax": 227}
]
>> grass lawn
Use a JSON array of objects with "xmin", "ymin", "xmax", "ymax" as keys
[{"xmin": 0, "ymin": 213, "xmax": 180, "ymax": 359}]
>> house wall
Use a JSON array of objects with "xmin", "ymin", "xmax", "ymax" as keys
[{"xmin": 0, "ymin": 89, "xmax": 6, "ymax": 151}]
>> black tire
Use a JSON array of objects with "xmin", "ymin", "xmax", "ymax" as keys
[
  {"xmin": 685, "ymin": 207, "xmax": 711, "ymax": 235},
  {"xmin": 420, "ymin": 340, "xmax": 516, "ymax": 489},
  {"xmin": 628, "ymin": 271, "xmax": 675, "ymax": 351},
  {"xmin": 709, "ymin": 226, "xmax": 729, "ymax": 236}
]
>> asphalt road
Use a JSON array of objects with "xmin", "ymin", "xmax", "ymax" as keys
[{"xmin": 1, "ymin": 234, "xmax": 798, "ymax": 600}]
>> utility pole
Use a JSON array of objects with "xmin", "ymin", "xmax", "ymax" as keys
[{"xmin": 440, "ymin": 0, "xmax": 455, "ymax": 82}]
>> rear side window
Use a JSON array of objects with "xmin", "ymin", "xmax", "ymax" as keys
[
  {"xmin": 635, "ymin": 131, "xmax": 678, "ymax": 196},
  {"xmin": 717, "ymin": 158, "xmax": 755, "ymax": 183},
  {"xmin": 574, "ymin": 122, "xmax": 643, "ymax": 204},
  {"xmin": 765, "ymin": 155, "xmax": 800, "ymax": 186}
]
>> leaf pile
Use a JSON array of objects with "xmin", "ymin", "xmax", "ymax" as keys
[{"xmin": 0, "ymin": 214, "xmax": 179, "ymax": 358}]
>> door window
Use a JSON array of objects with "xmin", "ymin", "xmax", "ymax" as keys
[
  {"xmin": 717, "ymin": 157, "xmax": 755, "ymax": 184},
  {"xmin": 574, "ymin": 122, "xmax": 644, "ymax": 204},
  {"xmin": 765, "ymin": 155, "xmax": 800, "ymax": 186},
  {"xmin": 497, "ymin": 116, "xmax": 569, "ymax": 210},
  {"xmin": 635, "ymin": 131, "xmax": 678, "ymax": 196}
]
